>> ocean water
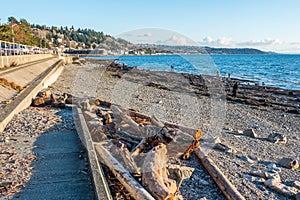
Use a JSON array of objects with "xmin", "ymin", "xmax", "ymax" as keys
[{"xmin": 94, "ymin": 54, "xmax": 300, "ymax": 90}]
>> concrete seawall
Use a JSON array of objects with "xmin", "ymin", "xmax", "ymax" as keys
[{"xmin": 0, "ymin": 54, "xmax": 55, "ymax": 68}]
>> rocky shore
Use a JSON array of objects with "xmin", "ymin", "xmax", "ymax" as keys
[
  {"xmin": 1, "ymin": 58, "xmax": 299, "ymax": 199},
  {"xmin": 48, "ymin": 59, "xmax": 299, "ymax": 199}
]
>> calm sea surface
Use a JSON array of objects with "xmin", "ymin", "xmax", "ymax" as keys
[{"xmin": 93, "ymin": 54, "xmax": 300, "ymax": 90}]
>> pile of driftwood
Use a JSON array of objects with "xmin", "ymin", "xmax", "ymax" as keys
[
  {"xmin": 31, "ymin": 91, "xmax": 67, "ymax": 109},
  {"xmin": 31, "ymin": 91, "xmax": 244, "ymax": 200},
  {"xmin": 85, "ymin": 102, "xmax": 202, "ymax": 200},
  {"xmin": 32, "ymin": 91, "xmax": 202, "ymax": 199}
]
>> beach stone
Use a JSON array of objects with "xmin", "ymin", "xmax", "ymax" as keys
[
  {"xmin": 267, "ymin": 163, "xmax": 281, "ymax": 172},
  {"xmin": 213, "ymin": 143, "xmax": 237, "ymax": 154},
  {"xmin": 249, "ymin": 155, "xmax": 259, "ymax": 161},
  {"xmin": 238, "ymin": 155, "xmax": 255, "ymax": 164},
  {"xmin": 168, "ymin": 164, "xmax": 194, "ymax": 180},
  {"xmin": 224, "ymin": 127, "xmax": 233, "ymax": 132},
  {"xmin": 278, "ymin": 158, "xmax": 299, "ymax": 170},
  {"xmin": 296, "ymin": 193, "xmax": 300, "ymax": 200},
  {"xmin": 243, "ymin": 128, "xmax": 257, "ymax": 138},
  {"xmin": 233, "ymin": 130, "xmax": 243, "ymax": 134},
  {"xmin": 245, "ymin": 174, "xmax": 265, "ymax": 183},
  {"xmin": 267, "ymin": 133, "xmax": 287, "ymax": 144}
]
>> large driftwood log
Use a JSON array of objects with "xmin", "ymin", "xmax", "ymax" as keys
[
  {"xmin": 111, "ymin": 105, "xmax": 142, "ymax": 137},
  {"xmin": 194, "ymin": 148, "xmax": 245, "ymax": 200},
  {"xmin": 142, "ymin": 143, "xmax": 177, "ymax": 200},
  {"xmin": 95, "ymin": 143, "xmax": 155, "ymax": 200},
  {"xmin": 101, "ymin": 140, "xmax": 140, "ymax": 173}
]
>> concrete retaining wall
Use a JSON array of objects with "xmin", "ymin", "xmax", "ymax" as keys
[
  {"xmin": 0, "ymin": 54, "xmax": 54, "ymax": 68},
  {"xmin": 0, "ymin": 60, "xmax": 64, "ymax": 132}
]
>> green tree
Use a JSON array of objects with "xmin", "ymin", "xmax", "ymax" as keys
[{"xmin": 8, "ymin": 16, "xmax": 18, "ymax": 24}]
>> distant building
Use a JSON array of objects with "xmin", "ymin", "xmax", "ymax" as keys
[{"xmin": 67, "ymin": 40, "xmax": 78, "ymax": 48}]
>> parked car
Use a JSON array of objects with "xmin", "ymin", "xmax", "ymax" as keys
[
  {"xmin": 30, "ymin": 47, "xmax": 40, "ymax": 54},
  {"xmin": 1, "ymin": 43, "xmax": 10, "ymax": 55},
  {"xmin": 9, "ymin": 45, "xmax": 22, "ymax": 55},
  {"xmin": 20, "ymin": 45, "xmax": 30, "ymax": 54}
]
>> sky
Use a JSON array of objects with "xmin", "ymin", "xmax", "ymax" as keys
[{"xmin": 1, "ymin": 0, "xmax": 300, "ymax": 53}]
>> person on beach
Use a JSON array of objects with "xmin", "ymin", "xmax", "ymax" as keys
[
  {"xmin": 232, "ymin": 81, "xmax": 239, "ymax": 97},
  {"xmin": 170, "ymin": 65, "xmax": 174, "ymax": 72}
]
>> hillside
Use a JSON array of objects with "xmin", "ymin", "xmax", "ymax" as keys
[
  {"xmin": 0, "ymin": 17, "xmax": 271, "ymax": 55},
  {"xmin": 0, "ymin": 17, "xmax": 135, "ymax": 53}
]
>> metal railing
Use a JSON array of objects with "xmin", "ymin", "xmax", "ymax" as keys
[{"xmin": 0, "ymin": 40, "xmax": 52, "ymax": 57}]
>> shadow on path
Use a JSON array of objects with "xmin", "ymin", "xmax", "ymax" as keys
[{"xmin": 12, "ymin": 108, "xmax": 93, "ymax": 200}]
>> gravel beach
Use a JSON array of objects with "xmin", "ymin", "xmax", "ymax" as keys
[
  {"xmin": 1, "ymin": 59, "xmax": 299, "ymax": 200},
  {"xmin": 49, "ymin": 59, "xmax": 299, "ymax": 200}
]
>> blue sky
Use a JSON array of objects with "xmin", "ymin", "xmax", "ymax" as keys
[{"xmin": 1, "ymin": 0, "xmax": 300, "ymax": 53}]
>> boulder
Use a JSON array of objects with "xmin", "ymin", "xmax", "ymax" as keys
[
  {"xmin": 243, "ymin": 128, "xmax": 257, "ymax": 138},
  {"xmin": 278, "ymin": 158, "xmax": 299, "ymax": 170}
]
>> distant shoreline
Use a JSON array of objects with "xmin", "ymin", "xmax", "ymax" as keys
[{"xmin": 86, "ymin": 54, "xmax": 300, "ymax": 91}]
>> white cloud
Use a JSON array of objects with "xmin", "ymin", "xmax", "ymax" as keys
[
  {"xmin": 217, "ymin": 37, "xmax": 232, "ymax": 46},
  {"xmin": 200, "ymin": 36, "xmax": 233, "ymax": 47},
  {"xmin": 161, "ymin": 35, "xmax": 195, "ymax": 46},
  {"xmin": 203, "ymin": 36, "xmax": 213, "ymax": 43}
]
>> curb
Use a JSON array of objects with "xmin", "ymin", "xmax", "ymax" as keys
[{"xmin": 73, "ymin": 107, "xmax": 113, "ymax": 200}]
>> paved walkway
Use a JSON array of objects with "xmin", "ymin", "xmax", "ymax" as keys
[{"xmin": 13, "ymin": 129, "xmax": 93, "ymax": 200}]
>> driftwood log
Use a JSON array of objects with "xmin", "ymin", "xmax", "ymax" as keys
[
  {"xmin": 113, "ymin": 106, "xmax": 200, "ymax": 158},
  {"xmin": 95, "ymin": 143, "xmax": 155, "ymax": 200},
  {"xmin": 101, "ymin": 140, "xmax": 139, "ymax": 173},
  {"xmin": 142, "ymin": 143, "xmax": 177, "ymax": 200},
  {"xmin": 194, "ymin": 148, "xmax": 245, "ymax": 200}
]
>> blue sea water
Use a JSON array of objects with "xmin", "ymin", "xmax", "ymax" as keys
[{"xmin": 94, "ymin": 54, "xmax": 300, "ymax": 90}]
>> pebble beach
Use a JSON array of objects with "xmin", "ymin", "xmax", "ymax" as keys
[{"xmin": 1, "ymin": 59, "xmax": 299, "ymax": 199}]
